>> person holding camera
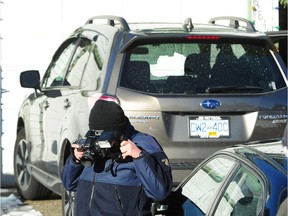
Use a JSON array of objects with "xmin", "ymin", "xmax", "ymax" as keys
[{"xmin": 61, "ymin": 100, "xmax": 173, "ymax": 216}]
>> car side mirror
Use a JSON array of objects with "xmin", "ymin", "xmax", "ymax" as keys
[{"xmin": 20, "ymin": 70, "xmax": 40, "ymax": 89}]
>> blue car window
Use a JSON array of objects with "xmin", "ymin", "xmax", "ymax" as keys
[
  {"xmin": 181, "ymin": 156, "xmax": 236, "ymax": 215},
  {"xmin": 214, "ymin": 167, "xmax": 264, "ymax": 216}
]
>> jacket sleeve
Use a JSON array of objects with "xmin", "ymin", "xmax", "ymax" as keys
[
  {"xmin": 61, "ymin": 155, "xmax": 85, "ymax": 191},
  {"xmin": 133, "ymin": 134, "xmax": 173, "ymax": 201}
]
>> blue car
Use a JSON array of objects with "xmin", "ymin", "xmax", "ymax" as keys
[{"xmin": 155, "ymin": 139, "xmax": 287, "ymax": 216}]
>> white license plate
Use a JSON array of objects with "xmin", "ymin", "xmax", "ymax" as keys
[{"xmin": 189, "ymin": 116, "xmax": 230, "ymax": 138}]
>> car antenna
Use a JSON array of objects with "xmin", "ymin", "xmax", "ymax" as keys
[{"xmin": 183, "ymin": 18, "xmax": 194, "ymax": 32}]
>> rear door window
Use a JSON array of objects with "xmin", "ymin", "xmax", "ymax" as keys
[
  {"xmin": 65, "ymin": 38, "xmax": 93, "ymax": 87},
  {"xmin": 80, "ymin": 34, "xmax": 109, "ymax": 91}
]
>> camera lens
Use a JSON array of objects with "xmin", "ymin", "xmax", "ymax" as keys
[{"xmin": 80, "ymin": 152, "xmax": 95, "ymax": 167}]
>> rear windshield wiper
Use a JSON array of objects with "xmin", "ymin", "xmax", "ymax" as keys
[{"xmin": 205, "ymin": 86, "xmax": 264, "ymax": 93}]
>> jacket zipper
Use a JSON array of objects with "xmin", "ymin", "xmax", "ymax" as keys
[
  {"xmin": 89, "ymin": 173, "xmax": 96, "ymax": 214},
  {"xmin": 115, "ymin": 186, "xmax": 126, "ymax": 216}
]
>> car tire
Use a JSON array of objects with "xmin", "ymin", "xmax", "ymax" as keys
[
  {"xmin": 14, "ymin": 128, "xmax": 52, "ymax": 199},
  {"xmin": 61, "ymin": 142, "xmax": 76, "ymax": 216}
]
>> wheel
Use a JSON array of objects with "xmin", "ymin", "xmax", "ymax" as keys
[
  {"xmin": 14, "ymin": 128, "xmax": 52, "ymax": 199},
  {"xmin": 62, "ymin": 189, "xmax": 76, "ymax": 216},
  {"xmin": 61, "ymin": 142, "xmax": 76, "ymax": 216}
]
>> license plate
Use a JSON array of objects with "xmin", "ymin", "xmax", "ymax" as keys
[{"xmin": 189, "ymin": 116, "xmax": 230, "ymax": 138}]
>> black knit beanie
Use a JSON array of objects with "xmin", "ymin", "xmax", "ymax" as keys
[{"xmin": 89, "ymin": 100, "xmax": 129, "ymax": 132}]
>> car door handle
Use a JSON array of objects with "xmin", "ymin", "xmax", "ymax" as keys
[
  {"xmin": 64, "ymin": 98, "xmax": 71, "ymax": 108},
  {"xmin": 44, "ymin": 100, "xmax": 50, "ymax": 109}
]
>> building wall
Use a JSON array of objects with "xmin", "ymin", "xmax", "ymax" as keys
[
  {"xmin": 251, "ymin": 0, "xmax": 280, "ymax": 31},
  {"xmin": 0, "ymin": 0, "xmax": 278, "ymax": 175},
  {"xmin": 0, "ymin": 0, "xmax": 3, "ymax": 178}
]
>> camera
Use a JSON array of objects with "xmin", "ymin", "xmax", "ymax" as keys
[{"xmin": 75, "ymin": 130, "xmax": 123, "ymax": 167}]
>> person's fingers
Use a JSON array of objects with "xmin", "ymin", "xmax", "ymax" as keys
[{"xmin": 71, "ymin": 143, "xmax": 79, "ymax": 148}]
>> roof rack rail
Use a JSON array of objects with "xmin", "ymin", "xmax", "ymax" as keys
[
  {"xmin": 208, "ymin": 16, "xmax": 256, "ymax": 32},
  {"xmin": 85, "ymin": 15, "xmax": 130, "ymax": 31}
]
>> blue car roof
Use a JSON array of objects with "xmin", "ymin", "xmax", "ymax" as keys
[{"xmin": 227, "ymin": 140, "xmax": 287, "ymax": 174}]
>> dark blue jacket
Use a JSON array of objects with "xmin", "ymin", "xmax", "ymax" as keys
[{"xmin": 61, "ymin": 125, "xmax": 173, "ymax": 216}]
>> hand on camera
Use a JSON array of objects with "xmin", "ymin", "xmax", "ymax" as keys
[
  {"xmin": 71, "ymin": 143, "xmax": 85, "ymax": 162},
  {"xmin": 120, "ymin": 140, "xmax": 141, "ymax": 159}
]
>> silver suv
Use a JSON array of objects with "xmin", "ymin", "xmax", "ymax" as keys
[{"xmin": 14, "ymin": 15, "xmax": 287, "ymax": 214}]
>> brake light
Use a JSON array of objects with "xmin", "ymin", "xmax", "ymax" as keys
[
  {"xmin": 186, "ymin": 35, "xmax": 220, "ymax": 40},
  {"xmin": 97, "ymin": 94, "xmax": 119, "ymax": 104},
  {"xmin": 88, "ymin": 94, "xmax": 120, "ymax": 108}
]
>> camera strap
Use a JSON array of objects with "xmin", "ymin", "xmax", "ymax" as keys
[
  {"xmin": 105, "ymin": 153, "xmax": 133, "ymax": 176},
  {"xmin": 105, "ymin": 158, "xmax": 118, "ymax": 177}
]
